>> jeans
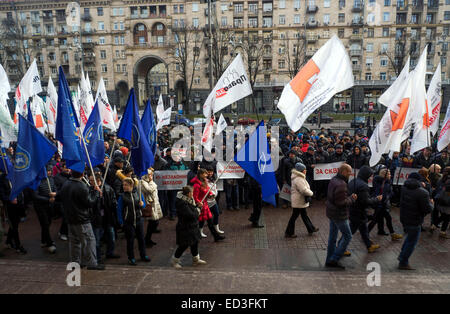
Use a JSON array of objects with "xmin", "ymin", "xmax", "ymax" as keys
[
  {"xmin": 326, "ymin": 219, "xmax": 353, "ymax": 263},
  {"xmin": 68, "ymin": 223, "xmax": 97, "ymax": 267},
  {"xmin": 398, "ymin": 225, "xmax": 421, "ymax": 266},
  {"xmin": 348, "ymin": 217, "xmax": 372, "ymax": 248},
  {"xmin": 123, "ymin": 218, "xmax": 147, "ymax": 260},
  {"xmin": 93, "ymin": 227, "xmax": 104, "ymax": 264},
  {"xmin": 145, "ymin": 220, "xmax": 159, "ymax": 244},
  {"xmin": 285, "ymin": 207, "xmax": 315, "ymax": 235},
  {"xmin": 224, "ymin": 182, "xmax": 239, "ymax": 209},
  {"xmin": 167, "ymin": 190, "xmax": 178, "ymax": 217},
  {"xmin": 103, "ymin": 225, "xmax": 116, "ymax": 256},
  {"xmin": 175, "ymin": 242, "xmax": 199, "ymax": 258},
  {"xmin": 209, "ymin": 204, "xmax": 220, "ymax": 225}
]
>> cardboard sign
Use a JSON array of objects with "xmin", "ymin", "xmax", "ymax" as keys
[
  {"xmin": 217, "ymin": 161, "xmax": 245, "ymax": 179},
  {"xmin": 393, "ymin": 168, "xmax": 416, "ymax": 186},
  {"xmin": 313, "ymin": 162, "xmax": 343, "ymax": 181},
  {"xmin": 279, "ymin": 184, "xmax": 291, "ymax": 202},
  {"xmin": 154, "ymin": 170, "xmax": 189, "ymax": 190}
]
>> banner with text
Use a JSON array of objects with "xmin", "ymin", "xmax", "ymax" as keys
[
  {"xmin": 313, "ymin": 162, "xmax": 372, "ymax": 186},
  {"xmin": 279, "ymin": 184, "xmax": 291, "ymax": 202},
  {"xmin": 217, "ymin": 161, "xmax": 245, "ymax": 179},
  {"xmin": 154, "ymin": 170, "xmax": 189, "ymax": 190},
  {"xmin": 393, "ymin": 168, "xmax": 416, "ymax": 186}
]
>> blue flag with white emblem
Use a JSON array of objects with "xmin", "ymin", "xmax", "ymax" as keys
[
  {"xmin": 9, "ymin": 114, "xmax": 57, "ymax": 200},
  {"xmin": 83, "ymin": 100, "xmax": 104, "ymax": 167},
  {"xmin": 55, "ymin": 67, "xmax": 86, "ymax": 173},
  {"xmin": 141, "ymin": 99, "xmax": 157, "ymax": 160},
  {"xmin": 234, "ymin": 121, "xmax": 278, "ymax": 206},
  {"xmin": 117, "ymin": 88, "xmax": 154, "ymax": 177}
]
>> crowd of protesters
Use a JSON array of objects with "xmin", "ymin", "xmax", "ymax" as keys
[{"xmin": 0, "ymin": 119, "xmax": 448, "ymax": 271}]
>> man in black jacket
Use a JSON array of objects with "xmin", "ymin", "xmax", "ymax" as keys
[
  {"xmin": 398, "ymin": 172, "xmax": 433, "ymax": 270},
  {"xmin": 54, "ymin": 161, "xmax": 71, "ymax": 241},
  {"xmin": 60, "ymin": 170, "xmax": 104, "ymax": 270},
  {"xmin": 346, "ymin": 166, "xmax": 382, "ymax": 254},
  {"xmin": 32, "ymin": 166, "xmax": 57, "ymax": 253}
]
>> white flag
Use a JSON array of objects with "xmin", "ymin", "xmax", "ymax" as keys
[
  {"xmin": 14, "ymin": 59, "xmax": 42, "ymax": 124},
  {"xmin": 277, "ymin": 36, "xmax": 354, "ymax": 132},
  {"xmin": 95, "ymin": 77, "xmax": 116, "ymax": 131},
  {"xmin": 113, "ymin": 105, "xmax": 119, "ymax": 128},
  {"xmin": 410, "ymin": 46, "xmax": 430, "ymax": 154},
  {"xmin": 79, "ymin": 71, "xmax": 93, "ymax": 130},
  {"xmin": 202, "ymin": 53, "xmax": 252, "ymax": 118},
  {"xmin": 156, "ymin": 106, "xmax": 171, "ymax": 131},
  {"xmin": 201, "ymin": 117, "xmax": 215, "ymax": 152},
  {"xmin": 45, "ymin": 77, "xmax": 58, "ymax": 136},
  {"xmin": 86, "ymin": 72, "xmax": 95, "ymax": 112},
  {"xmin": 369, "ymin": 73, "xmax": 413, "ymax": 166},
  {"xmin": 426, "ymin": 63, "xmax": 442, "ymax": 136},
  {"xmin": 438, "ymin": 101, "xmax": 450, "ymax": 152},
  {"xmin": 216, "ymin": 114, "xmax": 228, "ymax": 135},
  {"xmin": 379, "ymin": 57, "xmax": 410, "ymax": 107},
  {"xmin": 30, "ymin": 95, "xmax": 48, "ymax": 135},
  {"xmin": 156, "ymin": 94, "xmax": 164, "ymax": 121},
  {"xmin": 0, "ymin": 64, "xmax": 16, "ymax": 146},
  {"xmin": 73, "ymin": 85, "xmax": 81, "ymax": 123}
]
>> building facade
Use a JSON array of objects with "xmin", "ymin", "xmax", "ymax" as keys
[{"xmin": 0, "ymin": 0, "xmax": 449, "ymax": 114}]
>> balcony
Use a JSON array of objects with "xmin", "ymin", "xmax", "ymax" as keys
[
  {"xmin": 350, "ymin": 49, "xmax": 362, "ymax": 56},
  {"xmin": 351, "ymin": 19, "xmax": 363, "ymax": 26},
  {"xmin": 82, "ymin": 42, "xmax": 95, "ymax": 49},
  {"xmin": 306, "ymin": 20, "xmax": 318, "ymax": 28},
  {"xmin": 396, "ymin": 4, "xmax": 408, "ymax": 11},
  {"xmin": 87, "ymin": 71, "xmax": 97, "ymax": 79},
  {"xmin": 82, "ymin": 14, "xmax": 92, "ymax": 22},
  {"xmin": 411, "ymin": 0, "xmax": 423, "ymax": 11},
  {"xmin": 307, "ymin": 5, "xmax": 318, "ymax": 13},
  {"xmin": 352, "ymin": 64, "xmax": 361, "ymax": 72},
  {"xmin": 427, "ymin": 1, "xmax": 439, "ymax": 11},
  {"xmin": 352, "ymin": 3, "xmax": 363, "ymax": 12},
  {"xmin": 306, "ymin": 34, "xmax": 318, "ymax": 43},
  {"xmin": 350, "ymin": 34, "xmax": 363, "ymax": 41},
  {"xmin": 43, "ymin": 15, "xmax": 53, "ymax": 22},
  {"xmin": 233, "ymin": 9, "xmax": 244, "ymax": 16},
  {"xmin": 248, "ymin": 9, "xmax": 258, "ymax": 16},
  {"xmin": 56, "ymin": 15, "xmax": 65, "ymax": 22},
  {"xmin": 84, "ymin": 56, "xmax": 96, "ymax": 63},
  {"xmin": 61, "ymin": 59, "xmax": 69, "ymax": 66}
]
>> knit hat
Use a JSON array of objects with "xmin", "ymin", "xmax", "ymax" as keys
[
  {"xmin": 408, "ymin": 172, "xmax": 421, "ymax": 181},
  {"xmin": 119, "ymin": 146, "xmax": 129, "ymax": 156},
  {"xmin": 295, "ymin": 162, "xmax": 306, "ymax": 172}
]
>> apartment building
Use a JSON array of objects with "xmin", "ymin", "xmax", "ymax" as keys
[{"xmin": 0, "ymin": 0, "xmax": 449, "ymax": 113}]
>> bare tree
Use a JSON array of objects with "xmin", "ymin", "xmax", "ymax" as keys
[
  {"xmin": 284, "ymin": 32, "xmax": 307, "ymax": 79},
  {"xmin": 172, "ymin": 26, "xmax": 203, "ymax": 114},
  {"xmin": 0, "ymin": 4, "xmax": 32, "ymax": 83},
  {"xmin": 209, "ymin": 20, "xmax": 236, "ymax": 82},
  {"xmin": 380, "ymin": 34, "xmax": 408, "ymax": 77}
]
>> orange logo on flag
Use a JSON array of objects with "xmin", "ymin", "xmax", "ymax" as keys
[
  {"xmin": 289, "ymin": 59, "xmax": 320, "ymax": 103},
  {"xmin": 390, "ymin": 98, "xmax": 409, "ymax": 131},
  {"xmin": 35, "ymin": 114, "xmax": 44, "ymax": 128}
]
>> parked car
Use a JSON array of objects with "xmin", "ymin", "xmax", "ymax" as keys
[
  {"xmin": 306, "ymin": 114, "xmax": 333, "ymax": 124},
  {"xmin": 174, "ymin": 114, "xmax": 191, "ymax": 126},
  {"xmin": 237, "ymin": 117, "xmax": 256, "ymax": 125},
  {"xmin": 351, "ymin": 116, "xmax": 366, "ymax": 128}
]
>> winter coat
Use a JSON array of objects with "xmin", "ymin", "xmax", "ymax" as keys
[
  {"xmin": 281, "ymin": 156, "xmax": 298, "ymax": 185},
  {"xmin": 60, "ymin": 178, "xmax": 99, "ymax": 225},
  {"xmin": 372, "ymin": 175, "xmax": 393, "ymax": 212},
  {"xmin": 290, "ymin": 170, "xmax": 313, "ymax": 208},
  {"xmin": 141, "ymin": 178, "xmax": 163, "ymax": 221},
  {"xmin": 346, "ymin": 146, "xmax": 367, "ymax": 169},
  {"xmin": 326, "ymin": 173, "xmax": 354, "ymax": 221},
  {"xmin": 437, "ymin": 191, "xmax": 450, "ymax": 215},
  {"xmin": 400, "ymin": 178, "xmax": 433, "ymax": 226},
  {"xmin": 54, "ymin": 172, "xmax": 71, "ymax": 192},
  {"xmin": 328, "ymin": 151, "xmax": 347, "ymax": 163},
  {"xmin": 348, "ymin": 166, "xmax": 379, "ymax": 221},
  {"xmin": 191, "ymin": 176, "xmax": 213, "ymax": 222},
  {"xmin": 412, "ymin": 152, "xmax": 432, "ymax": 169},
  {"xmin": 32, "ymin": 177, "xmax": 57, "ymax": 211},
  {"xmin": 118, "ymin": 191, "xmax": 142, "ymax": 227},
  {"xmin": 175, "ymin": 191, "xmax": 201, "ymax": 247}
]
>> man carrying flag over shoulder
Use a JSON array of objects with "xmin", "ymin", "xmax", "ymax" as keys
[{"xmin": 234, "ymin": 121, "xmax": 278, "ymax": 228}]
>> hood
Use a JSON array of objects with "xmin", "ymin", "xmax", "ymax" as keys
[
  {"xmin": 404, "ymin": 178, "xmax": 421, "ymax": 190},
  {"xmin": 357, "ymin": 165, "xmax": 373, "ymax": 182},
  {"xmin": 190, "ymin": 176, "xmax": 202, "ymax": 186},
  {"xmin": 291, "ymin": 169, "xmax": 306, "ymax": 178},
  {"xmin": 176, "ymin": 191, "xmax": 196, "ymax": 206},
  {"xmin": 352, "ymin": 145, "xmax": 361, "ymax": 155}
]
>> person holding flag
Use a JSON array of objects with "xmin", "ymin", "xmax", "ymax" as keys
[{"xmin": 83, "ymin": 100, "xmax": 105, "ymax": 167}]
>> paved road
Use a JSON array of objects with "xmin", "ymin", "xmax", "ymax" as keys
[{"xmin": 1, "ymin": 198, "xmax": 450, "ymax": 293}]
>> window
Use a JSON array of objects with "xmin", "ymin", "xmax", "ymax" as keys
[
  {"xmin": 115, "ymin": 50, "xmax": 120, "ymax": 58},
  {"xmin": 294, "ymin": 15, "xmax": 301, "ymax": 24},
  {"xmin": 278, "ymin": 46, "xmax": 285, "ymax": 54},
  {"xmin": 120, "ymin": 21, "xmax": 124, "ymax": 30},
  {"xmin": 338, "ymin": 28, "xmax": 345, "ymax": 38},
  {"xmin": 122, "ymin": 64, "xmax": 127, "ymax": 72},
  {"xmin": 114, "ymin": 36, "xmax": 119, "ymax": 44},
  {"xmin": 294, "ymin": 0, "xmax": 301, "ymax": 9},
  {"xmin": 194, "ymin": 77, "xmax": 200, "ymax": 85},
  {"xmin": 234, "ymin": 3, "xmax": 244, "ymax": 13},
  {"xmin": 384, "ymin": 0, "xmax": 391, "ymax": 5},
  {"xmin": 221, "ymin": 4, "xmax": 228, "ymax": 11},
  {"xmin": 101, "ymin": 64, "xmax": 107, "ymax": 72},
  {"xmin": 221, "ymin": 17, "xmax": 227, "ymax": 26},
  {"xmin": 249, "ymin": 3, "xmax": 258, "ymax": 13},
  {"xmin": 104, "ymin": 79, "xmax": 108, "ymax": 88},
  {"xmin": 365, "ymin": 73, "xmax": 372, "ymax": 80},
  {"xmin": 113, "ymin": 22, "xmax": 118, "ymax": 30},
  {"xmin": 323, "ymin": 14, "xmax": 330, "ymax": 24},
  {"xmin": 179, "ymin": 4, "xmax": 184, "ymax": 13},
  {"xmin": 383, "ymin": 12, "xmax": 390, "ymax": 22},
  {"xmin": 366, "ymin": 43, "xmax": 373, "ymax": 52},
  {"xmin": 51, "ymin": 67, "xmax": 57, "ymax": 75},
  {"xmin": 366, "ymin": 57, "xmax": 373, "ymax": 67},
  {"xmin": 380, "ymin": 72, "xmax": 387, "ymax": 80},
  {"xmin": 249, "ymin": 17, "xmax": 258, "ymax": 27},
  {"xmin": 368, "ymin": 0, "xmax": 376, "ymax": 6},
  {"xmin": 367, "ymin": 13, "xmax": 375, "ymax": 24},
  {"xmin": 278, "ymin": 15, "xmax": 285, "ymax": 25},
  {"xmin": 97, "ymin": 7, "xmax": 103, "ymax": 16},
  {"xmin": 278, "ymin": 59, "xmax": 285, "ymax": 69},
  {"xmin": 120, "ymin": 36, "xmax": 125, "ymax": 44},
  {"xmin": 381, "ymin": 43, "xmax": 389, "ymax": 53},
  {"xmin": 263, "ymin": 2, "xmax": 273, "ymax": 12},
  {"xmin": 279, "ymin": 0, "xmax": 286, "ymax": 9},
  {"xmin": 192, "ymin": 2, "xmax": 199, "ymax": 12},
  {"xmin": 382, "ymin": 28, "xmax": 389, "ymax": 37},
  {"xmin": 98, "ymin": 22, "xmax": 105, "ymax": 31},
  {"xmin": 380, "ymin": 58, "xmax": 388, "ymax": 66},
  {"xmin": 445, "ymin": 12, "xmax": 450, "ymax": 21},
  {"xmin": 367, "ymin": 28, "xmax": 374, "ymax": 38},
  {"xmin": 442, "ymin": 57, "xmax": 447, "ymax": 66},
  {"xmin": 338, "ymin": 13, "xmax": 345, "ymax": 23},
  {"xmin": 85, "ymin": 23, "xmax": 91, "ymax": 32},
  {"xmin": 173, "ymin": 5, "xmax": 178, "ymax": 14},
  {"xmin": 99, "ymin": 37, "xmax": 105, "ymax": 44},
  {"xmin": 116, "ymin": 64, "xmax": 121, "ymax": 72},
  {"xmin": 263, "ymin": 17, "xmax": 272, "ymax": 27},
  {"xmin": 324, "ymin": 0, "xmax": 331, "ymax": 7},
  {"xmin": 99, "ymin": 50, "xmax": 106, "ymax": 59},
  {"xmin": 193, "ymin": 18, "xmax": 199, "ymax": 28},
  {"xmin": 234, "ymin": 18, "xmax": 243, "ymax": 28}
]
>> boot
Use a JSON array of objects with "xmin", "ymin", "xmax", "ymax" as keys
[
  {"xmin": 192, "ymin": 254, "xmax": 207, "ymax": 266},
  {"xmin": 391, "ymin": 233, "xmax": 403, "ymax": 241},
  {"xmin": 214, "ymin": 224, "xmax": 224, "ymax": 235},
  {"xmin": 367, "ymin": 244, "xmax": 380, "ymax": 253},
  {"xmin": 208, "ymin": 224, "xmax": 225, "ymax": 242},
  {"xmin": 171, "ymin": 256, "xmax": 182, "ymax": 269},
  {"xmin": 199, "ymin": 228, "xmax": 207, "ymax": 238},
  {"xmin": 439, "ymin": 232, "xmax": 450, "ymax": 239}
]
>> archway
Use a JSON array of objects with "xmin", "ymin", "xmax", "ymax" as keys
[
  {"xmin": 116, "ymin": 80, "xmax": 129, "ymax": 110},
  {"xmin": 133, "ymin": 23, "xmax": 148, "ymax": 45},
  {"xmin": 133, "ymin": 55, "xmax": 168, "ymax": 107}
]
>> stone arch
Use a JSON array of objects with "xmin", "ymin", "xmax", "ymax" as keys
[
  {"xmin": 133, "ymin": 55, "xmax": 168, "ymax": 106},
  {"xmin": 133, "ymin": 23, "xmax": 148, "ymax": 45},
  {"xmin": 116, "ymin": 80, "xmax": 129, "ymax": 109}
]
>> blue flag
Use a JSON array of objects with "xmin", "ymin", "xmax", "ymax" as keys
[
  {"xmin": 55, "ymin": 67, "xmax": 86, "ymax": 173},
  {"xmin": 27, "ymin": 100, "xmax": 34, "ymax": 125},
  {"xmin": 234, "ymin": 121, "xmax": 278, "ymax": 206},
  {"xmin": 9, "ymin": 114, "xmax": 57, "ymax": 200},
  {"xmin": 83, "ymin": 100, "xmax": 105, "ymax": 167},
  {"xmin": 117, "ymin": 88, "xmax": 154, "ymax": 177},
  {"xmin": 141, "ymin": 99, "xmax": 157, "ymax": 160}
]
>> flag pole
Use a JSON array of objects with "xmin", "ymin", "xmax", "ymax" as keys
[
  {"xmin": 200, "ymin": 158, "xmax": 234, "ymax": 204},
  {"xmin": 79, "ymin": 131, "xmax": 99, "ymax": 190},
  {"xmin": 101, "ymin": 137, "xmax": 117, "ymax": 189}
]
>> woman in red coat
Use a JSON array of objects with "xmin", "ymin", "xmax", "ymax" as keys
[{"xmin": 191, "ymin": 169, "xmax": 225, "ymax": 242}]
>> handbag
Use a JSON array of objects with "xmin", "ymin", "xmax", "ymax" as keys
[
  {"xmin": 142, "ymin": 203, "xmax": 153, "ymax": 218},
  {"xmin": 305, "ymin": 195, "xmax": 312, "ymax": 204}
]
